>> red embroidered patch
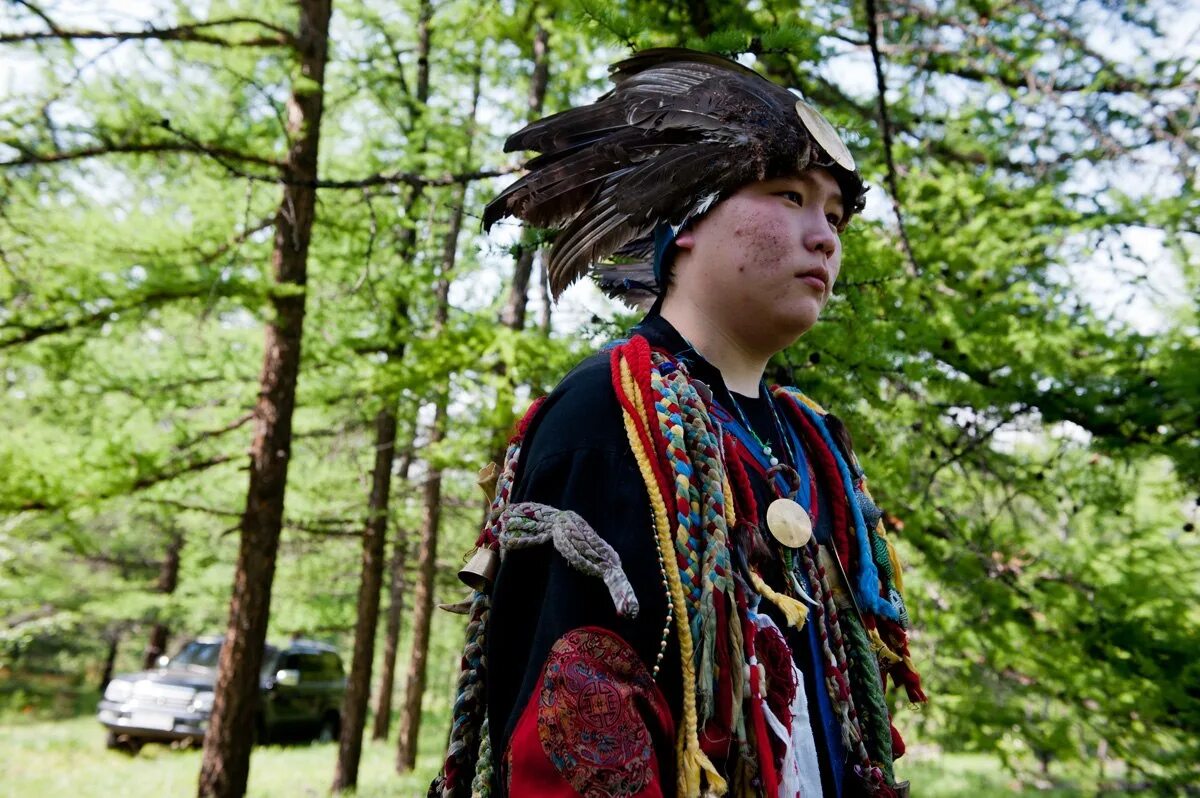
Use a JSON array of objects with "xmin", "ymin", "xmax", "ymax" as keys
[{"xmin": 537, "ymin": 628, "xmax": 656, "ymax": 797}]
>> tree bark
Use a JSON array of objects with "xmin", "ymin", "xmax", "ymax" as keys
[
  {"xmin": 395, "ymin": 402, "xmax": 447, "ymax": 772},
  {"xmin": 197, "ymin": 2, "xmax": 331, "ymax": 796},
  {"xmin": 142, "ymin": 528, "xmax": 183, "ymax": 670},
  {"xmin": 99, "ymin": 629, "xmax": 121, "ymax": 692},
  {"xmin": 371, "ymin": 446, "xmax": 414, "ymax": 741},
  {"xmin": 499, "ymin": 24, "xmax": 551, "ymax": 331},
  {"xmin": 395, "ymin": 71, "xmax": 475, "ymax": 767},
  {"xmin": 332, "ymin": 405, "xmax": 400, "ymax": 790}
]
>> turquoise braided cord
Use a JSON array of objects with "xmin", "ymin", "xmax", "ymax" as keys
[{"xmin": 649, "ymin": 365, "xmax": 704, "ymax": 614}]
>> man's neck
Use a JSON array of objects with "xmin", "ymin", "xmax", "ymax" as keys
[{"xmin": 658, "ymin": 298, "xmax": 769, "ymax": 397}]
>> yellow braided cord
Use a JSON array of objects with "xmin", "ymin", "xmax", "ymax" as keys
[
  {"xmin": 791, "ymin": 391, "xmax": 827, "ymax": 414},
  {"xmin": 721, "ymin": 471, "xmax": 736, "ymax": 528},
  {"xmin": 748, "ymin": 570, "xmax": 809, "ymax": 630},
  {"xmin": 616, "ymin": 353, "xmax": 725, "ymax": 797}
]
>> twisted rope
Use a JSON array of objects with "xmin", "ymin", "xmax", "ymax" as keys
[{"xmin": 498, "ymin": 502, "xmax": 640, "ymax": 618}]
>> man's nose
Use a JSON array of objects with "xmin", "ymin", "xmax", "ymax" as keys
[{"xmin": 802, "ymin": 213, "xmax": 837, "ymax": 255}]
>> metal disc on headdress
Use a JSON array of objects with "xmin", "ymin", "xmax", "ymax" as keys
[
  {"xmin": 795, "ymin": 100, "xmax": 856, "ymax": 172},
  {"xmin": 766, "ymin": 498, "xmax": 813, "ymax": 548}
]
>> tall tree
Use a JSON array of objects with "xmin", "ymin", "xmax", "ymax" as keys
[
  {"xmin": 396, "ymin": 54, "xmax": 482, "ymax": 775},
  {"xmin": 141, "ymin": 527, "xmax": 184, "ymax": 669},
  {"xmin": 371, "ymin": 445, "xmax": 414, "ymax": 741},
  {"xmin": 198, "ymin": 1, "xmax": 333, "ymax": 795}
]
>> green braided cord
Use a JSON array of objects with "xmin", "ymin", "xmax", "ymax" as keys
[
  {"xmin": 839, "ymin": 612, "xmax": 896, "ymax": 784},
  {"xmin": 469, "ymin": 714, "xmax": 492, "ymax": 798}
]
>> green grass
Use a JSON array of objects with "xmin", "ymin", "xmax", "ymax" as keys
[
  {"xmin": 0, "ymin": 716, "xmax": 442, "ymax": 798},
  {"xmin": 897, "ymin": 752, "xmax": 1085, "ymax": 797},
  {"xmin": 0, "ymin": 714, "xmax": 1094, "ymax": 797}
]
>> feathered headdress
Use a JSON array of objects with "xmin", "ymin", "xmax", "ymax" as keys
[{"xmin": 484, "ymin": 48, "xmax": 867, "ymax": 302}]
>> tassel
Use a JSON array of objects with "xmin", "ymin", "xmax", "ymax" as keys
[
  {"xmin": 868, "ymin": 627, "xmax": 903, "ymax": 665},
  {"xmin": 749, "ymin": 571, "xmax": 809, "ymax": 630}
]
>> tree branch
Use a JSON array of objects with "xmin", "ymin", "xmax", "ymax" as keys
[
  {"xmin": 0, "ymin": 13, "xmax": 295, "ymax": 48},
  {"xmin": 1, "ymin": 135, "xmax": 284, "ymax": 171},
  {"xmin": 864, "ymin": 0, "xmax": 920, "ymax": 279}
]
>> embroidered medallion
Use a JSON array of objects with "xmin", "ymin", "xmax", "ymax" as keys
[{"xmin": 538, "ymin": 628, "xmax": 656, "ymax": 797}]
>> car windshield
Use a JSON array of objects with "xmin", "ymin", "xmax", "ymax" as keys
[{"xmin": 168, "ymin": 641, "xmax": 222, "ymax": 671}]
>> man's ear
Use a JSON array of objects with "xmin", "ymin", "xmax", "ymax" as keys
[{"xmin": 674, "ymin": 229, "xmax": 696, "ymax": 251}]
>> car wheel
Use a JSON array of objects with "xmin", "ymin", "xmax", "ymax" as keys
[
  {"xmin": 317, "ymin": 712, "xmax": 339, "ymax": 744},
  {"xmin": 105, "ymin": 730, "xmax": 142, "ymax": 756}
]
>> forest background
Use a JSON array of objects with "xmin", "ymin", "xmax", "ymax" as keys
[{"xmin": 1, "ymin": 0, "xmax": 1197, "ymax": 796}]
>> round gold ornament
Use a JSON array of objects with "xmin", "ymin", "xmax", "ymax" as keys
[{"xmin": 766, "ymin": 498, "xmax": 814, "ymax": 548}]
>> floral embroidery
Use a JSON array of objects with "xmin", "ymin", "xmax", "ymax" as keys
[{"xmin": 538, "ymin": 627, "xmax": 655, "ymax": 797}]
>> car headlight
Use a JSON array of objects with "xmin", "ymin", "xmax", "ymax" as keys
[
  {"xmin": 190, "ymin": 691, "xmax": 215, "ymax": 713},
  {"xmin": 103, "ymin": 679, "xmax": 133, "ymax": 702}
]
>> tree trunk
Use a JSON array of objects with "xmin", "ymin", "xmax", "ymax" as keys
[
  {"xmin": 142, "ymin": 529, "xmax": 183, "ymax": 670},
  {"xmin": 197, "ymin": 2, "xmax": 331, "ymax": 796},
  {"xmin": 371, "ymin": 446, "xmax": 414, "ymax": 741},
  {"xmin": 331, "ymin": 405, "xmax": 400, "ymax": 791},
  {"xmin": 499, "ymin": 23, "xmax": 551, "ymax": 331},
  {"xmin": 99, "ymin": 629, "xmax": 121, "ymax": 692},
  {"xmin": 538, "ymin": 251, "xmax": 552, "ymax": 333},
  {"xmin": 395, "ymin": 402, "xmax": 447, "ymax": 772},
  {"xmin": 395, "ymin": 75, "xmax": 475, "ymax": 766}
]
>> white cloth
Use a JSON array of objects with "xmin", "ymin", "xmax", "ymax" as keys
[{"xmin": 749, "ymin": 610, "xmax": 823, "ymax": 797}]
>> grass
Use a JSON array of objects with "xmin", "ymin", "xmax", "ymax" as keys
[
  {"xmin": 0, "ymin": 715, "xmax": 442, "ymax": 798},
  {"xmin": 0, "ymin": 713, "xmax": 1097, "ymax": 798}
]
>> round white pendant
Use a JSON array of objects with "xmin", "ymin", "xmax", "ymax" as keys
[
  {"xmin": 795, "ymin": 100, "xmax": 857, "ymax": 172},
  {"xmin": 766, "ymin": 498, "xmax": 814, "ymax": 548}
]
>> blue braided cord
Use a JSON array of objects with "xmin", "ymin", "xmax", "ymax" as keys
[
  {"xmin": 784, "ymin": 390, "xmax": 898, "ymax": 621},
  {"xmin": 651, "ymin": 381, "xmax": 704, "ymax": 609}
]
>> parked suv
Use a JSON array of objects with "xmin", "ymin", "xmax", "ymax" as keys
[{"xmin": 98, "ymin": 636, "xmax": 345, "ymax": 752}]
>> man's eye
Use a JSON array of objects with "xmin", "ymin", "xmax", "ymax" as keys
[
  {"xmin": 826, "ymin": 213, "xmax": 843, "ymax": 228},
  {"xmin": 780, "ymin": 191, "xmax": 804, "ymax": 205}
]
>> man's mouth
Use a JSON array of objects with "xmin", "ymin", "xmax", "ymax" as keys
[{"xmin": 795, "ymin": 266, "xmax": 829, "ymax": 292}]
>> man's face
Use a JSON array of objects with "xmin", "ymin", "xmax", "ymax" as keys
[{"xmin": 672, "ymin": 168, "xmax": 845, "ymax": 354}]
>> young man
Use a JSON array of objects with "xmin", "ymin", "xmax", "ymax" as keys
[{"xmin": 433, "ymin": 49, "xmax": 923, "ymax": 798}]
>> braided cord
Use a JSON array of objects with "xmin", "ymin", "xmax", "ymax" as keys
[
  {"xmin": 799, "ymin": 544, "xmax": 873, "ymax": 769},
  {"xmin": 650, "ymin": 365, "xmax": 704, "ymax": 613},
  {"xmin": 841, "ymin": 611, "xmax": 896, "ymax": 784},
  {"xmin": 439, "ymin": 590, "xmax": 491, "ymax": 798},
  {"xmin": 615, "ymin": 347, "xmax": 726, "ymax": 798},
  {"xmin": 660, "ymin": 363, "xmax": 735, "ymax": 724}
]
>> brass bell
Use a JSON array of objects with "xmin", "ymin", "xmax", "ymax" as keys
[{"xmin": 457, "ymin": 546, "xmax": 499, "ymax": 591}]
